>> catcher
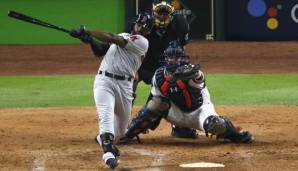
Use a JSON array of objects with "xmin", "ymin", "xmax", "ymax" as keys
[{"xmin": 121, "ymin": 43, "xmax": 255, "ymax": 144}]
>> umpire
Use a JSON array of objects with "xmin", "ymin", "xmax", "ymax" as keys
[
  {"xmin": 84, "ymin": 0, "xmax": 197, "ymax": 139},
  {"xmin": 134, "ymin": 0, "xmax": 197, "ymax": 139}
]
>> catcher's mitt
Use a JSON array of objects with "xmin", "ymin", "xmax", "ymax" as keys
[{"xmin": 173, "ymin": 64, "xmax": 200, "ymax": 80}]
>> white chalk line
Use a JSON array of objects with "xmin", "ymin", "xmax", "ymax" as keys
[
  {"xmin": 32, "ymin": 157, "xmax": 45, "ymax": 171},
  {"xmin": 31, "ymin": 147, "xmax": 168, "ymax": 170},
  {"xmin": 31, "ymin": 149, "xmax": 94, "ymax": 171},
  {"xmin": 123, "ymin": 146, "xmax": 169, "ymax": 170}
]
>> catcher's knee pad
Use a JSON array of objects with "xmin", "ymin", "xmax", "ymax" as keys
[
  {"xmin": 100, "ymin": 133, "xmax": 120, "ymax": 157},
  {"xmin": 203, "ymin": 115, "xmax": 227, "ymax": 136},
  {"xmin": 203, "ymin": 115, "xmax": 254, "ymax": 143},
  {"xmin": 125, "ymin": 107, "xmax": 163, "ymax": 139}
]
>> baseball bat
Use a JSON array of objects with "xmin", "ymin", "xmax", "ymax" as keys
[{"xmin": 8, "ymin": 10, "xmax": 70, "ymax": 33}]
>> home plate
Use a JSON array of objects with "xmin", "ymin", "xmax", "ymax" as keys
[{"xmin": 179, "ymin": 162, "xmax": 225, "ymax": 168}]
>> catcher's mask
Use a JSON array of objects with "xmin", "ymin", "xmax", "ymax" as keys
[
  {"xmin": 152, "ymin": 1, "xmax": 174, "ymax": 28},
  {"xmin": 163, "ymin": 41, "xmax": 190, "ymax": 71},
  {"xmin": 163, "ymin": 41, "xmax": 189, "ymax": 66},
  {"xmin": 133, "ymin": 12, "xmax": 154, "ymax": 36}
]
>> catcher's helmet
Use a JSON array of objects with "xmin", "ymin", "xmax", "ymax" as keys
[
  {"xmin": 152, "ymin": 0, "xmax": 174, "ymax": 28},
  {"xmin": 133, "ymin": 12, "xmax": 154, "ymax": 35},
  {"xmin": 163, "ymin": 41, "xmax": 190, "ymax": 68}
]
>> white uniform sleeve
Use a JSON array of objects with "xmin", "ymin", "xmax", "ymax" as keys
[
  {"xmin": 123, "ymin": 34, "xmax": 149, "ymax": 57},
  {"xmin": 151, "ymin": 74, "xmax": 163, "ymax": 96}
]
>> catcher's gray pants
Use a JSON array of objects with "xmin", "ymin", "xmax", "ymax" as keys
[
  {"xmin": 93, "ymin": 74, "xmax": 134, "ymax": 143},
  {"xmin": 166, "ymin": 87, "xmax": 219, "ymax": 131}
]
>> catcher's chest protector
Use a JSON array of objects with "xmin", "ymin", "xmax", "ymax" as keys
[{"xmin": 155, "ymin": 67, "xmax": 203, "ymax": 112}]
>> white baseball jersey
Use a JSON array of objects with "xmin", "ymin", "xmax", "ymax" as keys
[
  {"xmin": 94, "ymin": 32, "xmax": 149, "ymax": 144},
  {"xmin": 99, "ymin": 33, "xmax": 149, "ymax": 78}
]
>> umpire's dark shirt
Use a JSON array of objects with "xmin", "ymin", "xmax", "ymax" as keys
[{"xmin": 128, "ymin": 14, "xmax": 189, "ymax": 84}]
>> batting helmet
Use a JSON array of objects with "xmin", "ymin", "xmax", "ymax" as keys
[{"xmin": 133, "ymin": 12, "xmax": 154, "ymax": 35}]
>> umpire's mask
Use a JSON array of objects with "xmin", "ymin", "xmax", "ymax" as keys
[{"xmin": 152, "ymin": 1, "xmax": 174, "ymax": 28}]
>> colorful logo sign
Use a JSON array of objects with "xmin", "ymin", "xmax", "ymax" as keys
[
  {"xmin": 291, "ymin": 4, "xmax": 298, "ymax": 23},
  {"xmin": 247, "ymin": 0, "xmax": 282, "ymax": 30}
]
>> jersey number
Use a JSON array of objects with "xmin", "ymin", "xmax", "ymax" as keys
[{"xmin": 130, "ymin": 35, "xmax": 138, "ymax": 42}]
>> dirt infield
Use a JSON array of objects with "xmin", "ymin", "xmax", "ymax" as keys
[
  {"xmin": 1, "ymin": 41, "xmax": 298, "ymax": 75},
  {"xmin": 0, "ymin": 106, "xmax": 298, "ymax": 171},
  {"xmin": 0, "ymin": 41, "xmax": 298, "ymax": 170}
]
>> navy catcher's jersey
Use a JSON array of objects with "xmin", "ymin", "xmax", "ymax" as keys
[{"xmin": 153, "ymin": 67, "xmax": 203, "ymax": 112}]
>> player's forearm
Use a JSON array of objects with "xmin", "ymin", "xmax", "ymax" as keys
[
  {"xmin": 85, "ymin": 30, "xmax": 127, "ymax": 47},
  {"xmin": 89, "ymin": 38, "xmax": 110, "ymax": 57}
]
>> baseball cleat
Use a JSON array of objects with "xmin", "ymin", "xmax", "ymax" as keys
[
  {"xmin": 95, "ymin": 134, "xmax": 100, "ymax": 145},
  {"xmin": 103, "ymin": 152, "xmax": 118, "ymax": 169},
  {"xmin": 106, "ymin": 158, "xmax": 118, "ymax": 169},
  {"xmin": 171, "ymin": 125, "xmax": 198, "ymax": 139}
]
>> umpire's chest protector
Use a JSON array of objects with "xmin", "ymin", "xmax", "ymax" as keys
[{"xmin": 155, "ymin": 68, "xmax": 203, "ymax": 112}]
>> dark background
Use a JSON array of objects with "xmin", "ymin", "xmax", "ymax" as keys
[
  {"xmin": 225, "ymin": 0, "xmax": 298, "ymax": 40},
  {"xmin": 125, "ymin": 0, "xmax": 298, "ymax": 41},
  {"xmin": 126, "ymin": 0, "xmax": 212, "ymax": 40}
]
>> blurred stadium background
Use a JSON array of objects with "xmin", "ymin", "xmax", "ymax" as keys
[
  {"xmin": 0, "ymin": 1, "xmax": 298, "ymax": 170},
  {"xmin": 0, "ymin": 0, "xmax": 297, "ymax": 108},
  {"xmin": 1, "ymin": 0, "xmax": 298, "ymax": 44}
]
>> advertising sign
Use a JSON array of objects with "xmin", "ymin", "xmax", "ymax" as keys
[{"xmin": 226, "ymin": 0, "xmax": 298, "ymax": 40}]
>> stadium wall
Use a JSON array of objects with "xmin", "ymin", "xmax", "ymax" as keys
[{"xmin": 0, "ymin": 0, "xmax": 125, "ymax": 44}]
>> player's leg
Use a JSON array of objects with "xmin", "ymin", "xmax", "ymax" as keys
[
  {"xmin": 94, "ymin": 76, "xmax": 116, "ymax": 135},
  {"xmin": 199, "ymin": 87, "xmax": 254, "ymax": 143},
  {"xmin": 122, "ymin": 96, "xmax": 170, "ymax": 141},
  {"xmin": 113, "ymin": 82, "xmax": 134, "ymax": 143},
  {"xmin": 93, "ymin": 76, "xmax": 119, "ymax": 169},
  {"xmin": 164, "ymin": 98, "xmax": 197, "ymax": 138},
  {"xmin": 166, "ymin": 102, "xmax": 199, "ymax": 129}
]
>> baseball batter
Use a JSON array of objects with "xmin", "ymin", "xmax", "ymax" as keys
[
  {"xmin": 121, "ymin": 43, "xmax": 255, "ymax": 144},
  {"xmin": 80, "ymin": 0, "xmax": 197, "ymax": 139},
  {"xmin": 70, "ymin": 12, "xmax": 154, "ymax": 169}
]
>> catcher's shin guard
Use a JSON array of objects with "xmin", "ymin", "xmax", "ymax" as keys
[
  {"xmin": 124, "ymin": 107, "xmax": 162, "ymax": 140},
  {"xmin": 203, "ymin": 115, "xmax": 254, "ymax": 143}
]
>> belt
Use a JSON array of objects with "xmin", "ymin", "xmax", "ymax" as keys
[{"xmin": 99, "ymin": 70, "xmax": 133, "ymax": 81}]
